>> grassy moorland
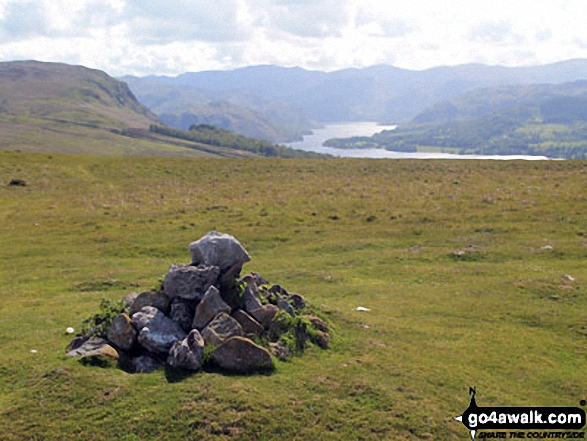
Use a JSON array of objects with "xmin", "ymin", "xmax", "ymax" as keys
[{"xmin": 0, "ymin": 151, "xmax": 586, "ymax": 440}]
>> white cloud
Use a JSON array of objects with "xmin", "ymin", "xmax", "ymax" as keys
[{"xmin": 1, "ymin": 0, "xmax": 587, "ymax": 76}]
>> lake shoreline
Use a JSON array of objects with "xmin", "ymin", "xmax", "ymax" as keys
[{"xmin": 284, "ymin": 122, "xmax": 550, "ymax": 160}]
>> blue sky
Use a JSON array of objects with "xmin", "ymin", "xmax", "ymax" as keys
[{"xmin": 0, "ymin": 0, "xmax": 586, "ymax": 76}]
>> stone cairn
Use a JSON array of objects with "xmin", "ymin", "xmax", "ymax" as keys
[{"xmin": 66, "ymin": 232, "xmax": 330, "ymax": 374}]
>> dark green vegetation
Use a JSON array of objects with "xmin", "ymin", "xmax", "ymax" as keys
[
  {"xmin": 150, "ymin": 124, "xmax": 328, "ymax": 158},
  {"xmin": 1, "ymin": 152, "xmax": 586, "ymax": 439},
  {"xmin": 0, "ymin": 61, "xmax": 321, "ymax": 159},
  {"xmin": 325, "ymin": 81, "xmax": 587, "ymax": 158}
]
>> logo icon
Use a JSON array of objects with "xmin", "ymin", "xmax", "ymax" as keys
[{"xmin": 454, "ymin": 387, "xmax": 586, "ymax": 440}]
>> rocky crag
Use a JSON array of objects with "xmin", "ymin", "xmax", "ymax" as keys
[{"xmin": 66, "ymin": 232, "xmax": 330, "ymax": 374}]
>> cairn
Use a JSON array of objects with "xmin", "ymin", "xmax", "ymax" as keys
[{"xmin": 66, "ymin": 232, "xmax": 330, "ymax": 374}]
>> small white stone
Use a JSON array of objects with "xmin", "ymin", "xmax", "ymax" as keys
[
  {"xmin": 356, "ymin": 306, "xmax": 371, "ymax": 311},
  {"xmin": 66, "ymin": 327, "xmax": 75, "ymax": 334},
  {"xmin": 30, "ymin": 349, "xmax": 38, "ymax": 354}
]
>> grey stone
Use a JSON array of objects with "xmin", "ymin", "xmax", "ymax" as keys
[
  {"xmin": 189, "ymin": 232, "xmax": 250, "ymax": 275},
  {"xmin": 193, "ymin": 286, "xmax": 231, "ymax": 330},
  {"xmin": 138, "ymin": 325, "xmax": 186, "ymax": 355},
  {"xmin": 232, "ymin": 309, "xmax": 263, "ymax": 338},
  {"xmin": 132, "ymin": 306, "xmax": 186, "ymax": 354},
  {"xmin": 163, "ymin": 264, "xmax": 219, "ymax": 301},
  {"xmin": 107, "ymin": 313, "xmax": 137, "ymax": 351},
  {"xmin": 122, "ymin": 291, "xmax": 140, "ymax": 309},
  {"xmin": 277, "ymin": 298, "xmax": 296, "ymax": 318},
  {"xmin": 243, "ymin": 283, "xmax": 262, "ymax": 313},
  {"xmin": 169, "ymin": 299, "xmax": 195, "ymax": 332},
  {"xmin": 167, "ymin": 330, "xmax": 205, "ymax": 371},
  {"xmin": 250, "ymin": 304, "xmax": 279, "ymax": 327},
  {"xmin": 66, "ymin": 336, "xmax": 118, "ymax": 360},
  {"xmin": 65, "ymin": 335, "xmax": 89, "ymax": 353},
  {"xmin": 129, "ymin": 290, "xmax": 171, "ymax": 316},
  {"xmin": 211, "ymin": 336, "xmax": 274, "ymax": 373},
  {"xmin": 201, "ymin": 312, "xmax": 243, "ymax": 346}
]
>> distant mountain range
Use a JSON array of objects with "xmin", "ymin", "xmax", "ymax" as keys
[
  {"xmin": 0, "ymin": 61, "xmax": 324, "ymax": 158},
  {"xmin": 123, "ymin": 60, "xmax": 587, "ymax": 142}
]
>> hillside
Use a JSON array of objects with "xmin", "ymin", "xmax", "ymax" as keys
[
  {"xmin": 1, "ymin": 152, "xmax": 586, "ymax": 439},
  {"xmin": 0, "ymin": 61, "xmax": 322, "ymax": 158},
  {"xmin": 324, "ymin": 80, "xmax": 587, "ymax": 159},
  {"xmin": 124, "ymin": 60, "xmax": 587, "ymax": 128},
  {"xmin": 122, "ymin": 75, "xmax": 321, "ymax": 143}
]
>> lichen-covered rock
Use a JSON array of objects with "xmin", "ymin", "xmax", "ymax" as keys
[
  {"xmin": 132, "ymin": 306, "xmax": 186, "ymax": 354},
  {"xmin": 107, "ymin": 313, "xmax": 137, "ymax": 351},
  {"xmin": 250, "ymin": 304, "xmax": 279, "ymax": 327},
  {"xmin": 167, "ymin": 329, "xmax": 205, "ymax": 371},
  {"xmin": 189, "ymin": 232, "xmax": 250, "ymax": 276},
  {"xmin": 66, "ymin": 336, "xmax": 118, "ymax": 360},
  {"xmin": 232, "ymin": 309, "xmax": 263, "ymax": 338},
  {"xmin": 201, "ymin": 312, "xmax": 243, "ymax": 346},
  {"xmin": 129, "ymin": 290, "xmax": 171, "ymax": 316},
  {"xmin": 193, "ymin": 286, "xmax": 231, "ymax": 330},
  {"xmin": 169, "ymin": 298, "xmax": 195, "ymax": 333},
  {"xmin": 163, "ymin": 264, "xmax": 220, "ymax": 301},
  {"xmin": 211, "ymin": 336, "xmax": 274, "ymax": 373}
]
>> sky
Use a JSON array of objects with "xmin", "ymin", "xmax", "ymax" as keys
[{"xmin": 1, "ymin": 0, "xmax": 587, "ymax": 77}]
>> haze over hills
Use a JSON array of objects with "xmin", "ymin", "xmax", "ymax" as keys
[
  {"xmin": 0, "ymin": 61, "xmax": 324, "ymax": 158},
  {"xmin": 123, "ymin": 59, "xmax": 587, "ymax": 143}
]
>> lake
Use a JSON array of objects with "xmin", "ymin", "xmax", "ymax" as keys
[{"xmin": 284, "ymin": 122, "xmax": 549, "ymax": 160}]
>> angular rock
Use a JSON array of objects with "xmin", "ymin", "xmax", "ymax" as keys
[
  {"xmin": 189, "ymin": 232, "xmax": 250, "ymax": 276},
  {"xmin": 232, "ymin": 309, "xmax": 263, "ymax": 338},
  {"xmin": 211, "ymin": 336, "xmax": 274, "ymax": 373},
  {"xmin": 250, "ymin": 304, "xmax": 279, "ymax": 327},
  {"xmin": 138, "ymin": 325, "xmax": 186, "ymax": 355},
  {"xmin": 65, "ymin": 335, "xmax": 90, "ymax": 353},
  {"xmin": 201, "ymin": 312, "xmax": 243, "ymax": 346},
  {"xmin": 132, "ymin": 306, "xmax": 186, "ymax": 354},
  {"xmin": 169, "ymin": 298, "xmax": 195, "ymax": 333},
  {"xmin": 122, "ymin": 291, "xmax": 140, "ymax": 309},
  {"xmin": 193, "ymin": 286, "xmax": 231, "ymax": 330},
  {"xmin": 251, "ymin": 272, "xmax": 269, "ymax": 286},
  {"xmin": 129, "ymin": 290, "xmax": 171, "ymax": 316},
  {"xmin": 268, "ymin": 284, "xmax": 289, "ymax": 297},
  {"xmin": 277, "ymin": 298, "xmax": 296, "ymax": 318},
  {"xmin": 121, "ymin": 355, "xmax": 161, "ymax": 374},
  {"xmin": 131, "ymin": 306, "xmax": 164, "ymax": 332},
  {"xmin": 163, "ymin": 264, "xmax": 220, "ymax": 301},
  {"xmin": 243, "ymin": 283, "xmax": 263, "ymax": 313},
  {"xmin": 107, "ymin": 313, "xmax": 137, "ymax": 351},
  {"xmin": 167, "ymin": 329, "xmax": 205, "ymax": 371},
  {"xmin": 66, "ymin": 336, "xmax": 118, "ymax": 360}
]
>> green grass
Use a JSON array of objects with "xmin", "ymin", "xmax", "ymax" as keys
[{"xmin": 1, "ymin": 152, "xmax": 586, "ymax": 440}]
